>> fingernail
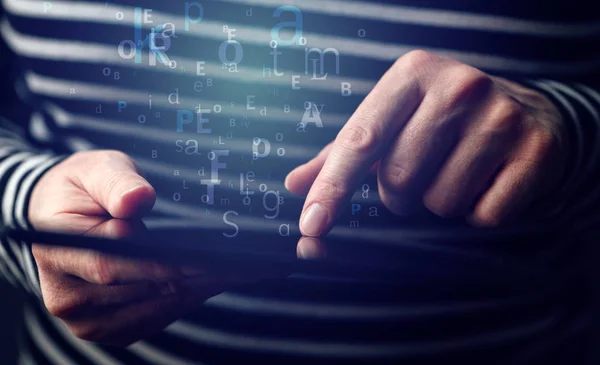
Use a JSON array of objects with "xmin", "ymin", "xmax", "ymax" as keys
[
  {"xmin": 300, "ymin": 203, "xmax": 329, "ymax": 237},
  {"xmin": 120, "ymin": 184, "xmax": 147, "ymax": 198},
  {"xmin": 297, "ymin": 237, "xmax": 325, "ymax": 259}
]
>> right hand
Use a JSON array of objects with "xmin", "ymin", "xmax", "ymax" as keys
[{"xmin": 28, "ymin": 150, "xmax": 281, "ymax": 346}]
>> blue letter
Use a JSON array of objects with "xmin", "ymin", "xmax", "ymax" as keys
[
  {"xmin": 271, "ymin": 6, "xmax": 302, "ymax": 46},
  {"xmin": 176, "ymin": 110, "xmax": 193, "ymax": 132},
  {"xmin": 185, "ymin": 2, "xmax": 204, "ymax": 31}
]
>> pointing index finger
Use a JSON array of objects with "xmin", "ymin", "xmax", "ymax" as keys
[{"xmin": 299, "ymin": 78, "xmax": 422, "ymax": 237}]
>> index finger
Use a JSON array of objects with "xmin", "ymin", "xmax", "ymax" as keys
[{"xmin": 299, "ymin": 72, "xmax": 422, "ymax": 237}]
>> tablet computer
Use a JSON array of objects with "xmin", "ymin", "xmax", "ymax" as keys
[{"xmin": 0, "ymin": 220, "xmax": 568, "ymax": 293}]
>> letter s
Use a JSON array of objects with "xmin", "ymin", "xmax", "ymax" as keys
[{"xmin": 223, "ymin": 210, "xmax": 239, "ymax": 238}]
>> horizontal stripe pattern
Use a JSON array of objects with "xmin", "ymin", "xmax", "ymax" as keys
[{"xmin": 0, "ymin": 0, "xmax": 598, "ymax": 364}]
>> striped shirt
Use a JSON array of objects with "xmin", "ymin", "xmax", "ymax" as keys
[{"xmin": 1, "ymin": 0, "xmax": 600, "ymax": 363}]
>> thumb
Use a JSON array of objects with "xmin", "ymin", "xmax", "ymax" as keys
[{"xmin": 82, "ymin": 151, "xmax": 156, "ymax": 219}]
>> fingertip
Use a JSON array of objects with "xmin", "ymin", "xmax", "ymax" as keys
[
  {"xmin": 284, "ymin": 169, "xmax": 295, "ymax": 192},
  {"xmin": 465, "ymin": 211, "xmax": 501, "ymax": 228},
  {"xmin": 299, "ymin": 203, "xmax": 330, "ymax": 237},
  {"xmin": 111, "ymin": 183, "xmax": 156, "ymax": 218},
  {"xmin": 284, "ymin": 166, "xmax": 311, "ymax": 196}
]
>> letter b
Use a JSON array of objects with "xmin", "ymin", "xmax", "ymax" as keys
[{"xmin": 341, "ymin": 82, "xmax": 352, "ymax": 96}]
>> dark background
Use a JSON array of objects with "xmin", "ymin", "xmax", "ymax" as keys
[
  {"xmin": 0, "ymin": 281, "xmax": 21, "ymax": 365},
  {"xmin": 0, "ymin": 241, "xmax": 598, "ymax": 364}
]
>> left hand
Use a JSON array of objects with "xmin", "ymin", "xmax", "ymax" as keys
[
  {"xmin": 28, "ymin": 150, "xmax": 285, "ymax": 346},
  {"xmin": 285, "ymin": 50, "xmax": 568, "ymax": 236}
]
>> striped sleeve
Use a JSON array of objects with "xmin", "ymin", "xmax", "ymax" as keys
[
  {"xmin": 522, "ymin": 79, "xmax": 600, "ymax": 231},
  {"xmin": 0, "ymin": 116, "xmax": 67, "ymax": 297}
]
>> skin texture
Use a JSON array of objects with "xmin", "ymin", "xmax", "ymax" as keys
[
  {"xmin": 28, "ymin": 150, "xmax": 284, "ymax": 346},
  {"xmin": 285, "ymin": 50, "xmax": 568, "ymax": 237},
  {"xmin": 25, "ymin": 50, "xmax": 568, "ymax": 346}
]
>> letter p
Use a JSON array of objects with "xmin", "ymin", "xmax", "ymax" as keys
[
  {"xmin": 43, "ymin": 2, "xmax": 52, "ymax": 13},
  {"xmin": 117, "ymin": 101, "xmax": 127, "ymax": 112},
  {"xmin": 352, "ymin": 204, "xmax": 361, "ymax": 215},
  {"xmin": 185, "ymin": 2, "xmax": 204, "ymax": 31},
  {"xmin": 176, "ymin": 110, "xmax": 193, "ymax": 132}
]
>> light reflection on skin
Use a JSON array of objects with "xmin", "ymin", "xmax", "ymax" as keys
[{"xmin": 296, "ymin": 236, "xmax": 327, "ymax": 259}]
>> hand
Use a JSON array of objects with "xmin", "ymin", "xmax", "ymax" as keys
[
  {"xmin": 285, "ymin": 50, "xmax": 568, "ymax": 236},
  {"xmin": 28, "ymin": 150, "xmax": 281, "ymax": 346}
]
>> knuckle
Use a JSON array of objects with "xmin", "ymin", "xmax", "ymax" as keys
[
  {"xmin": 103, "ymin": 149, "xmax": 132, "ymax": 163},
  {"xmin": 480, "ymin": 97, "xmax": 524, "ymax": 137},
  {"xmin": 46, "ymin": 297, "xmax": 82, "ymax": 319},
  {"xmin": 313, "ymin": 174, "xmax": 346, "ymax": 201},
  {"xmin": 397, "ymin": 50, "xmax": 440, "ymax": 73},
  {"xmin": 46, "ymin": 302, "xmax": 68, "ymax": 318},
  {"xmin": 44, "ymin": 297, "xmax": 65, "ymax": 318},
  {"xmin": 531, "ymin": 127, "xmax": 557, "ymax": 152},
  {"xmin": 66, "ymin": 151, "xmax": 91, "ymax": 164},
  {"xmin": 44, "ymin": 289, "xmax": 87, "ymax": 319},
  {"xmin": 379, "ymin": 161, "xmax": 413, "ymax": 191},
  {"xmin": 519, "ymin": 127, "xmax": 558, "ymax": 164},
  {"xmin": 336, "ymin": 124, "xmax": 379, "ymax": 155},
  {"xmin": 525, "ymin": 91, "xmax": 549, "ymax": 107},
  {"xmin": 446, "ymin": 66, "xmax": 493, "ymax": 105},
  {"xmin": 103, "ymin": 150, "xmax": 138, "ymax": 173},
  {"xmin": 90, "ymin": 254, "xmax": 116, "ymax": 285},
  {"xmin": 496, "ymin": 97, "xmax": 524, "ymax": 126},
  {"xmin": 72, "ymin": 150, "xmax": 129, "ymax": 164}
]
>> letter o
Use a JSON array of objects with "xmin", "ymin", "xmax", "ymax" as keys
[{"xmin": 118, "ymin": 40, "xmax": 136, "ymax": 59}]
